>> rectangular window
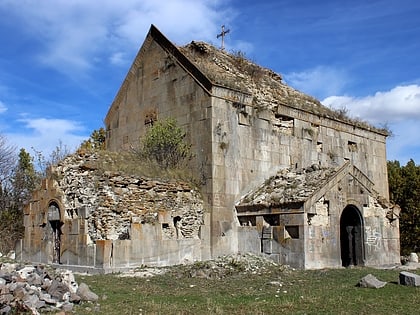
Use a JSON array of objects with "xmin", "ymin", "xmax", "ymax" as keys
[
  {"xmin": 285, "ymin": 225, "xmax": 300, "ymax": 239},
  {"xmin": 348, "ymin": 141, "xmax": 358, "ymax": 152}
]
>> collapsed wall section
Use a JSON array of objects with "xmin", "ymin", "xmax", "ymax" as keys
[{"xmin": 17, "ymin": 152, "xmax": 207, "ymax": 271}]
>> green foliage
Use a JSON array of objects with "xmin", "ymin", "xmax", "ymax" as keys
[
  {"xmin": 387, "ymin": 159, "xmax": 420, "ymax": 254},
  {"xmin": 137, "ymin": 118, "xmax": 192, "ymax": 169},
  {"xmin": 74, "ymin": 267, "xmax": 420, "ymax": 315},
  {"xmin": 80, "ymin": 127, "xmax": 106, "ymax": 151},
  {"xmin": 11, "ymin": 148, "xmax": 40, "ymax": 207},
  {"xmin": 0, "ymin": 207, "xmax": 23, "ymax": 254}
]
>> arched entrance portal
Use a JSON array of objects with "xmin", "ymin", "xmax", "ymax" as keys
[
  {"xmin": 48, "ymin": 202, "xmax": 63, "ymax": 264},
  {"xmin": 340, "ymin": 205, "xmax": 364, "ymax": 267}
]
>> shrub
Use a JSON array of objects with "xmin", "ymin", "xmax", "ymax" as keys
[{"xmin": 136, "ymin": 118, "xmax": 192, "ymax": 170}]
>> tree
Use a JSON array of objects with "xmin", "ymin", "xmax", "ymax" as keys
[
  {"xmin": 11, "ymin": 148, "xmax": 39, "ymax": 208},
  {"xmin": 80, "ymin": 127, "xmax": 106, "ymax": 151},
  {"xmin": 137, "ymin": 118, "xmax": 192, "ymax": 169},
  {"xmin": 0, "ymin": 134, "xmax": 16, "ymax": 185},
  {"xmin": 32, "ymin": 140, "xmax": 71, "ymax": 176},
  {"xmin": 388, "ymin": 159, "xmax": 420, "ymax": 255}
]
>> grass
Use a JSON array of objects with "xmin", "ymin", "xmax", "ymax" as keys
[{"xmin": 73, "ymin": 266, "xmax": 420, "ymax": 315}]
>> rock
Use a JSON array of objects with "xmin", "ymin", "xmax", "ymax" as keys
[
  {"xmin": 409, "ymin": 253, "xmax": 419, "ymax": 263},
  {"xmin": 357, "ymin": 274, "xmax": 386, "ymax": 288},
  {"xmin": 7, "ymin": 251, "xmax": 15, "ymax": 260},
  {"xmin": 267, "ymin": 281, "xmax": 282, "ymax": 286},
  {"xmin": 0, "ymin": 264, "xmax": 94, "ymax": 314},
  {"xmin": 0, "ymin": 305, "xmax": 11, "ymax": 315},
  {"xmin": 59, "ymin": 269, "xmax": 78, "ymax": 293},
  {"xmin": 399, "ymin": 271, "xmax": 420, "ymax": 286},
  {"xmin": 77, "ymin": 283, "xmax": 98, "ymax": 302},
  {"xmin": 69, "ymin": 292, "xmax": 81, "ymax": 303},
  {"xmin": 47, "ymin": 280, "xmax": 70, "ymax": 301},
  {"xmin": 17, "ymin": 266, "xmax": 36, "ymax": 280}
]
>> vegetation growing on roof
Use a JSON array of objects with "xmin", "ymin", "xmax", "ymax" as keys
[{"xmin": 180, "ymin": 41, "xmax": 389, "ymax": 136}]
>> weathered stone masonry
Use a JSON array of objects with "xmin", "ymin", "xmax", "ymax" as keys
[
  {"xmin": 17, "ymin": 25, "xmax": 400, "ymax": 270},
  {"xmin": 16, "ymin": 153, "xmax": 206, "ymax": 272}
]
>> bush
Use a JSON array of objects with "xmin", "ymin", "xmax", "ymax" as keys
[{"xmin": 136, "ymin": 118, "xmax": 192, "ymax": 169}]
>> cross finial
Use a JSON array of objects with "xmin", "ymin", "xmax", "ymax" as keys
[{"xmin": 217, "ymin": 25, "xmax": 230, "ymax": 50}]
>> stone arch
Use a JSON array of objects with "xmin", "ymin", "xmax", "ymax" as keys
[
  {"xmin": 340, "ymin": 205, "xmax": 364, "ymax": 267},
  {"xmin": 48, "ymin": 201, "xmax": 63, "ymax": 264}
]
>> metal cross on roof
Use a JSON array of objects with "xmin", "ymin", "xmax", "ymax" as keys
[{"xmin": 217, "ymin": 25, "xmax": 230, "ymax": 50}]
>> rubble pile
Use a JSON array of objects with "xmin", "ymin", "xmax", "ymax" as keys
[
  {"xmin": 239, "ymin": 165, "xmax": 337, "ymax": 207},
  {"xmin": 172, "ymin": 253, "xmax": 288, "ymax": 279},
  {"xmin": 51, "ymin": 152, "xmax": 204, "ymax": 241},
  {"xmin": 0, "ymin": 263, "xmax": 98, "ymax": 314}
]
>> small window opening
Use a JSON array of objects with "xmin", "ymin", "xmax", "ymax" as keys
[
  {"xmin": 317, "ymin": 142, "xmax": 323, "ymax": 153},
  {"xmin": 173, "ymin": 216, "xmax": 182, "ymax": 238},
  {"xmin": 285, "ymin": 226, "xmax": 300, "ymax": 239},
  {"xmin": 348, "ymin": 141, "xmax": 358, "ymax": 152}
]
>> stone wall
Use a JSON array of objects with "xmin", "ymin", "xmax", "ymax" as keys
[{"xmin": 17, "ymin": 152, "xmax": 208, "ymax": 271}]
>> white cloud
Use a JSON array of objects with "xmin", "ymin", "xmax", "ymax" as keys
[
  {"xmin": 322, "ymin": 85, "xmax": 420, "ymax": 125},
  {"xmin": 6, "ymin": 117, "xmax": 87, "ymax": 157},
  {"xmin": 0, "ymin": 101, "xmax": 7, "ymax": 113},
  {"xmin": 1, "ymin": 0, "xmax": 233, "ymax": 75},
  {"xmin": 284, "ymin": 66, "xmax": 349, "ymax": 99},
  {"xmin": 322, "ymin": 84, "xmax": 420, "ymax": 164}
]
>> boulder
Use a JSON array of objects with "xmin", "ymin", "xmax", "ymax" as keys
[
  {"xmin": 77, "ymin": 282, "xmax": 98, "ymax": 302},
  {"xmin": 399, "ymin": 271, "xmax": 420, "ymax": 287},
  {"xmin": 357, "ymin": 274, "xmax": 386, "ymax": 288},
  {"xmin": 409, "ymin": 253, "xmax": 419, "ymax": 263}
]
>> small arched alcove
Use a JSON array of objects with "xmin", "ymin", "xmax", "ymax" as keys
[
  {"xmin": 340, "ymin": 205, "xmax": 364, "ymax": 267},
  {"xmin": 48, "ymin": 201, "xmax": 63, "ymax": 263}
]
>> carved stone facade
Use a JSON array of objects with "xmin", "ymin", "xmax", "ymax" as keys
[{"xmin": 17, "ymin": 25, "xmax": 400, "ymax": 271}]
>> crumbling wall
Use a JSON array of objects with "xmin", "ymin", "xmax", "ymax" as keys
[
  {"xmin": 51, "ymin": 153, "xmax": 205, "ymax": 242},
  {"xmin": 17, "ymin": 152, "xmax": 206, "ymax": 270}
]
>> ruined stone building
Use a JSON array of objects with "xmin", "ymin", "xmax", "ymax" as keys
[{"xmin": 16, "ymin": 25, "xmax": 400, "ymax": 272}]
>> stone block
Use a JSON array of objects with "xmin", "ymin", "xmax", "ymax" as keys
[
  {"xmin": 358, "ymin": 274, "xmax": 386, "ymax": 288},
  {"xmin": 399, "ymin": 271, "xmax": 420, "ymax": 287}
]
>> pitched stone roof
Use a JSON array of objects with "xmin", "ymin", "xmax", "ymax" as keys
[
  {"xmin": 178, "ymin": 40, "xmax": 386, "ymax": 135},
  {"xmin": 180, "ymin": 41, "xmax": 323, "ymax": 112},
  {"xmin": 236, "ymin": 164, "xmax": 338, "ymax": 210},
  {"xmin": 107, "ymin": 25, "xmax": 387, "ymax": 135}
]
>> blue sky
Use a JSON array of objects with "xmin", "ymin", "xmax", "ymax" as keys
[{"xmin": 0, "ymin": 0, "xmax": 419, "ymax": 164}]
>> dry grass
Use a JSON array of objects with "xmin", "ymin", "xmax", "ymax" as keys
[{"xmin": 73, "ymin": 265, "xmax": 420, "ymax": 315}]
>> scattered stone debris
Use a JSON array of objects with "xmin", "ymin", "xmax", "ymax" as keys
[
  {"xmin": 238, "ymin": 166, "xmax": 337, "ymax": 207},
  {"xmin": 170, "ymin": 253, "xmax": 289, "ymax": 280},
  {"xmin": 117, "ymin": 267, "xmax": 169, "ymax": 278},
  {"xmin": 399, "ymin": 271, "xmax": 420, "ymax": 287},
  {"xmin": 116, "ymin": 253, "xmax": 289, "ymax": 280},
  {"xmin": 0, "ymin": 263, "xmax": 98, "ymax": 314},
  {"xmin": 357, "ymin": 274, "xmax": 387, "ymax": 289}
]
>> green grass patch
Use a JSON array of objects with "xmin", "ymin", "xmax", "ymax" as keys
[{"xmin": 74, "ymin": 267, "xmax": 420, "ymax": 315}]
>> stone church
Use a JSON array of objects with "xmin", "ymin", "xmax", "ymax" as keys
[{"xmin": 16, "ymin": 25, "xmax": 400, "ymax": 272}]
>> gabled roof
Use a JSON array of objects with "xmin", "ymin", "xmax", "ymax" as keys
[
  {"xmin": 106, "ymin": 25, "xmax": 387, "ymax": 135},
  {"xmin": 235, "ymin": 162, "xmax": 375, "ymax": 213}
]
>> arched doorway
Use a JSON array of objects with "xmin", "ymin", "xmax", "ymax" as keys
[
  {"xmin": 48, "ymin": 202, "xmax": 63, "ymax": 264},
  {"xmin": 340, "ymin": 205, "xmax": 364, "ymax": 267}
]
